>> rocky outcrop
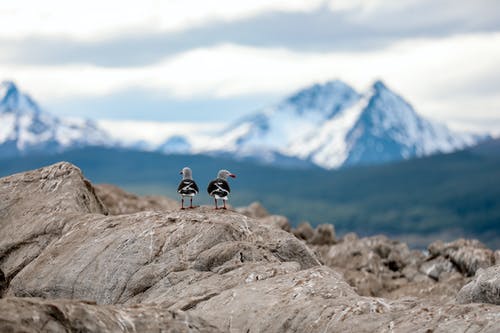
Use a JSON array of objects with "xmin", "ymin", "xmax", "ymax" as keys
[
  {"xmin": 237, "ymin": 201, "xmax": 291, "ymax": 231},
  {"xmin": 292, "ymin": 223, "xmax": 500, "ymax": 303},
  {"xmin": 308, "ymin": 233, "xmax": 487, "ymax": 303},
  {"xmin": 313, "ymin": 234, "xmax": 419, "ymax": 297},
  {"xmin": 309, "ymin": 224, "xmax": 336, "ymax": 245},
  {"xmin": 1, "ymin": 162, "xmax": 320, "ymax": 306},
  {"xmin": 1, "ymin": 162, "xmax": 500, "ymax": 332},
  {"xmin": 259, "ymin": 214, "xmax": 292, "ymax": 232},
  {"xmin": 0, "ymin": 297, "xmax": 217, "ymax": 333},
  {"xmin": 457, "ymin": 265, "xmax": 500, "ymax": 305},
  {"xmin": 292, "ymin": 221, "xmax": 315, "ymax": 241},
  {"xmin": 428, "ymin": 239, "xmax": 495, "ymax": 276},
  {"xmin": 94, "ymin": 183, "xmax": 178, "ymax": 215},
  {"xmin": 4, "ymin": 208, "xmax": 320, "ymax": 304},
  {"xmin": 0, "ymin": 162, "xmax": 108, "ymax": 292},
  {"xmin": 236, "ymin": 201, "xmax": 269, "ymax": 219}
]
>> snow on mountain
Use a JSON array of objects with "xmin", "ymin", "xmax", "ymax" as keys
[
  {"xmin": 158, "ymin": 135, "xmax": 192, "ymax": 154},
  {"xmin": 2, "ymin": 79, "xmax": 486, "ymax": 169},
  {"xmin": 0, "ymin": 81, "xmax": 112, "ymax": 158},
  {"xmin": 190, "ymin": 80, "xmax": 362, "ymax": 162},
  {"xmin": 341, "ymin": 81, "xmax": 480, "ymax": 167},
  {"xmin": 186, "ymin": 80, "xmax": 485, "ymax": 169}
]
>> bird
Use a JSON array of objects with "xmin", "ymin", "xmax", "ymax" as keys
[
  {"xmin": 207, "ymin": 169, "xmax": 236, "ymax": 210},
  {"xmin": 177, "ymin": 167, "xmax": 199, "ymax": 209}
]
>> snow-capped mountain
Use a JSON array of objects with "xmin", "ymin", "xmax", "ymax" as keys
[
  {"xmin": 1, "ymin": 79, "xmax": 486, "ymax": 169},
  {"xmin": 0, "ymin": 81, "xmax": 112, "ymax": 158},
  {"xmin": 183, "ymin": 80, "xmax": 484, "ymax": 169}
]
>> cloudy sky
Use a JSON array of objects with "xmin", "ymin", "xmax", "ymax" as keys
[{"xmin": 1, "ymin": 0, "xmax": 499, "ymax": 133}]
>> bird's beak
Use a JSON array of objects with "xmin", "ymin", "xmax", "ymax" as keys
[
  {"xmin": 229, "ymin": 174, "xmax": 236, "ymax": 178},
  {"xmin": 179, "ymin": 171, "xmax": 183, "ymax": 175}
]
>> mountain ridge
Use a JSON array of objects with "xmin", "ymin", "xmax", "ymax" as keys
[
  {"xmin": 0, "ymin": 79, "xmax": 488, "ymax": 169},
  {"xmin": 190, "ymin": 79, "xmax": 484, "ymax": 169},
  {"xmin": 0, "ymin": 80, "xmax": 112, "ymax": 158}
]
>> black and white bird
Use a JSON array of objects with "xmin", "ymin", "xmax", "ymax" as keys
[
  {"xmin": 177, "ymin": 167, "xmax": 199, "ymax": 209},
  {"xmin": 207, "ymin": 169, "xmax": 236, "ymax": 210}
]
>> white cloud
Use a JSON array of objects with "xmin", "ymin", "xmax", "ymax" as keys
[
  {"xmin": 98, "ymin": 120, "xmax": 223, "ymax": 145},
  {"xmin": 0, "ymin": 0, "xmax": 324, "ymax": 40},
  {"xmin": 328, "ymin": 0, "xmax": 397, "ymax": 12}
]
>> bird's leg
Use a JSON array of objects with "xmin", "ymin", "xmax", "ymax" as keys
[
  {"xmin": 222, "ymin": 200, "xmax": 227, "ymax": 210},
  {"xmin": 214, "ymin": 198, "xmax": 218, "ymax": 210},
  {"xmin": 189, "ymin": 197, "xmax": 194, "ymax": 209},
  {"xmin": 181, "ymin": 198, "xmax": 185, "ymax": 210}
]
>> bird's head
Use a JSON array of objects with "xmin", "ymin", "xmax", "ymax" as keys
[
  {"xmin": 180, "ymin": 167, "xmax": 193, "ymax": 179},
  {"xmin": 218, "ymin": 169, "xmax": 236, "ymax": 180}
]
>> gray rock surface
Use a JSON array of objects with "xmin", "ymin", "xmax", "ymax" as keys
[
  {"xmin": 0, "ymin": 162, "xmax": 108, "ymax": 287},
  {"xmin": 315, "ymin": 234, "xmax": 415, "ymax": 296},
  {"xmin": 310, "ymin": 223, "xmax": 336, "ymax": 245},
  {"xmin": 457, "ymin": 265, "xmax": 500, "ymax": 305},
  {"xmin": 309, "ymin": 233, "xmax": 480, "ymax": 303},
  {"xmin": 1, "ymin": 162, "xmax": 500, "ymax": 332},
  {"xmin": 5, "ymin": 208, "xmax": 320, "ymax": 304},
  {"xmin": 259, "ymin": 214, "xmax": 292, "ymax": 232},
  {"xmin": 292, "ymin": 221, "xmax": 315, "ymax": 241},
  {"xmin": 95, "ymin": 183, "xmax": 178, "ymax": 215},
  {"xmin": 419, "ymin": 256, "xmax": 459, "ymax": 281},
  {"xmin": 0, "ymin": 297, "xmax": 217, "ymax": 333},
  {"xmin": 236, "ymin": 201, "xmax": 269, "ymax": 218},
  {"xmin": 1, "ymin": 162, "xmax": 320, "ymax": 306},
  {"xmin": 428, "ymin": 239, "xmax": 495, "ymax": 276}
]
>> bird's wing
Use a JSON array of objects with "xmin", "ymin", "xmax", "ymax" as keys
[
  {"xmin": 177, "ymin": 180, "xmax": 186, "ymax": 192},
  {"xmin": 178, "ymin": 180, "xmax": 198, "ymax": 193},
  {"xmin": 191, "ymin": 180, "xmax": 199, "ymax": 193},
  {"xmin": 218, "ymin": 179, "xmax": 230, "ymax": 193},
  {"xmin": 207, "ymin": 180, "xmax": 217, "ymax": 194}
]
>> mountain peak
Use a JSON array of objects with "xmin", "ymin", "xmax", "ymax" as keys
[
  {"xmin": 0, "ymin": 80, "xmax": 20, "ymax": 104},
  {"xmin": 283, "ymin": 79, "xmax": 360, "ymax": 118},
  {"xmin": 0, "ymin": 81, "xmax": 112, "ymax": 158},
  {"xmin": 372, "ymin": 80, "xmax": 388, "ymax": 92},
  {"xmin": 286, "ymin": 80, "xmax": 357, "ymax": 104},
  {"xmin": 0, "ymin": 80, "xmax": 42, "ymax": 116},
  {"xmin": 1, "ymin": 80, "xmax": 17, "ymax": 90}
]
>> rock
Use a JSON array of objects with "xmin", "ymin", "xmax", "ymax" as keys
[
  {"xmin": 0, "ymin": 297, "xmax": 218, "ymax": 333},
  {"xmin": 419, "ymin": 256, "xmax": 458, "ymax": 281},
  {"xmin": 0, "ymin": 162, "xmax": 108, "ymax": 286},
  {"xmin": 310, "ymin": 224, "xmax": 336, "ymax": 245},
  {"xmin": 0, "ymin": 268, "xmax": 5, "ymax": 297},
  {"xmin": 1, "ymin": 163, "xmax": 320, "ymax": 304},
  {"xmin": 94, "ymin": 183, "xmax": 178, "ymax": 215},
  {"xmin": 292, "ymin": 221, "xmax": 314, "ymax": 241},
  {"xmin": 428, "ymin": 239, "xmax": 494, "ymax": 276},
  {"xmin": 342, "ymin": 269, "xmax": 384, "ymax": 296},
  {"xmin": 495, "ymin": 250, "xmax": 500, "ymax": 265},
  {"xmin": 2, "ymin": 162, "xmax": 500, "ymax": 333},
  {"xmin": 260, "ymin": 214, "xmax": 292, "ymax": 232},
  {"xmin": 311, "ymin": 234, "xmax": 471, "ymax": 301},
  {"xmin": 322, "ymin": 235, "xmax": 413, "ymax": 275},
  {"xmin": 315, "ymin": 235, "xmax": 416, "ymax": 296},
  {"xmin": 236, "ymin": 201, "xmax": 269, "ymax": 218},
  {"xmin": 5, "ymin": 208, "xmax": 321, "ymax": 304},
  {"xmin": 343, "ymin": 232, "xmax": 359, "ymax": 242},
  {"xmin": 189, "ymin": 267, "xmax": 500, "ymax": 332},
  {"xmin": 457, "ymin": 265, "xmax": 500, "ymax": 305}
]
